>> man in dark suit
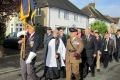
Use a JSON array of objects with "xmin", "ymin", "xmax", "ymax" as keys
[
  {"xmin": 108, "ymin": 29, "xmax": 116, "ymax": 62},
  {"xmin": 101, "ymin": 33, "xmax": 114, "ymax": 68},
  {"xmin": 43, "ymin": 27, "xmax": 53, "ymax": 59},
  {"xmin": 81, "ymin": 28, "xmax": 97, "ymax": 77},
  {"xmin": 115, "ymin": 29, "xmax": 120, "ymax": 62},
  {"xmin": 43, "ymin": 27, "xmax": 53, "ymax": 77},
  {"xmin": 57, "ymin": 27, "xmax": 67, "ymax": 47},
  {"xmin": 17, "ymin": 26, "xmax": 40, "ymax": 80}
]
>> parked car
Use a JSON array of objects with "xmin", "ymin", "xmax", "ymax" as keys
[{"xmin": 4, "ymin": 32, "xmax": 22, "ymax": 49}]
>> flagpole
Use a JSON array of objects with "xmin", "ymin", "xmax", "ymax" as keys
[{"xmin": 23, "ymin": 25, "xmax": 26, "ymax": 59}]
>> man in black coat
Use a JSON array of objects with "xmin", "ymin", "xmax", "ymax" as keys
[
  {"xmin": 115, "ymin": 29, "xmax": 120, "ymax": 62},
  {"xmin": 43, "ymin": 27, "xmax": 53, "ymax": 59},
  {"xmin": 101, "ymin": 33, "xmax": 114, "ymax": 68},
  {"xmin": 17, "ymin": 26, "xmax": 41, "ymax": 80},
  {"xmin": 57, "ymin": 27, "xmax": 67, "ymax": 47},
  {"xmin": 81, "ymin": 28, "xmax": 97, "ymax": 77},
  {"xmin": 43, "ymin": 27, "xmax": 53, "ymax": 77}
]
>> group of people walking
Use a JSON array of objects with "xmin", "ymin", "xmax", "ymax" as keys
[{"xmin": 17, "ymin": 25, "xmax": 120, "ymax": 80}]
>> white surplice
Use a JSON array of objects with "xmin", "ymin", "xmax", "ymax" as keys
[{"xmin": 46, "ymin": 38, "xmax": 66, "ymax": 67}]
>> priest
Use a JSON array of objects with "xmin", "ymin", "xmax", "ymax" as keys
[{"xmin": 44, "ymin": 30, "xmax": 66, "ymax": 80}]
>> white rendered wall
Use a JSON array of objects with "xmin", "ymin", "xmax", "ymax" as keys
[{"xmin": 47, "ymin": 7, "xmax": 88, "ymax": 30}]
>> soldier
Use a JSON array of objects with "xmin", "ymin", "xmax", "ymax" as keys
[
  {"xmin": 17, "ymin": 26, "xmax": 41, "ymax": 80},
  {"xmin": 66, "ymin": 27, "xmax": 84, "ymax": 80}
]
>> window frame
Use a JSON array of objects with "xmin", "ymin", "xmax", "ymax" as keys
[
  {"xmin": 58, "ymin": 9, "xmax": 61, "ymax": 18},
  {"xmin": 64, "ymin": 11, "xmax": 69, "ymax": 20},
  {"xmin": 74, "ymin": 14, "xmax": 78, "ymax": 21},
  {"xmin": 35, "ymin": 7, "xmax": 41, "ymax": 16}
]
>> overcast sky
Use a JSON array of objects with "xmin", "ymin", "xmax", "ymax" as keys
[{"xmin": 70, "ymin": 0, "xmax": 120, "ymax": 17}]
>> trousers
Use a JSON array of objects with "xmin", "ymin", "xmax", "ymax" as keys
[
  {"xmin": 81, "ymin": 57, "xmax": 95, "ymax": 77},
  {"xmin": 102, "ymin": 51, "xmax": 110, "ymax": 67},
  {"xmin": 20, "ymin": 58, "xmax": 40, "ymax": 80},
  {"xmin": 96, "ymin": 51, "xmax": 101, "ymax": 69},
  {"xmin": 66, "ymin": 62, "xmax": 80, "ymax": 80}
]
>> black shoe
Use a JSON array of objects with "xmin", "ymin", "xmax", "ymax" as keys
[
  {"xmin": 91, "ymin": 73, "xmax": 95, "ymax": 77},
  {"xmin": 116, "ymin": 59, "xmax": 119, "ymax": 62},
  {"xmin": 88, "ymin": 70, "xmax": 91, "ymax": 73},
  {"xmin": 83, "ymin": 75, "xmax": 87, "ymax": 78},
  {"xmin": 110, "ymin": 59, "xmax": 113, "ymax": 62},
  {"xmin": 97, "ymin": 69, "xmax": 100, "ymax": 72},
  {"xmin": 103, "ymin": 66, "xmax": 107, "ymax": 69},
  {"xmin": 39, "ymin": 78, "xmax": 41, "ymax": 80}
]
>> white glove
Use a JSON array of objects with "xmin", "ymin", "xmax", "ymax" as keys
[
  {"xmin": 17, "ymin": 30, "xmax": 27, "ymax": 37},
  {"xmin": 26, "ymin": 52, "xmax": 37, "ymax": 64}
]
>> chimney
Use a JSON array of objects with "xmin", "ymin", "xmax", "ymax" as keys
[{"xmin": 89, "ymin": 3, "xmax": 95, "ymax": 8}]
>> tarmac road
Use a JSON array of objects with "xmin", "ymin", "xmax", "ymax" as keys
[{"xmin": 0, "ymin": 48, "xmax": 120, "ymax": 80}]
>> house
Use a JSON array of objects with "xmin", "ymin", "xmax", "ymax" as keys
[
  {"xmin": 81, "ymin": 3, "xmax": 111, "ymax": 29},
  {"xmin": 35, "ymin": 0, "xmax": 89, "ymax": 33},
  {"xmin": 112, "ymin": 17, "xmax": 120, "ymax": 32},
  {"xmin": 6, "ymin": 15, "xmax": 24, "ymax": 36},
  {"xmin": 105, "ymin": 15, "xmax": 116, "ymax": 32}
]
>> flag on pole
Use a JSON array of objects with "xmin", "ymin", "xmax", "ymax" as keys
[{"xmin": 20, "ymin": 0, "xmax": 36, "ymax": 29}]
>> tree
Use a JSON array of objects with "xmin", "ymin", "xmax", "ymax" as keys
[
  {"xmin": 90, "ymin": 21, "xmax": 108, "ymax": 36},
  {"xmin": 0, "ymin": 0, "xmax": 20, "ymax": 58}
]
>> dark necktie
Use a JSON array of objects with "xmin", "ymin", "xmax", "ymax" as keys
[
  {"xmin": 105, "ymin": 39, "xmax": 108, "ymax": 50},
  {"xmin": 86, "ymin": 35, "xmax": 89, "ymax": 41}
]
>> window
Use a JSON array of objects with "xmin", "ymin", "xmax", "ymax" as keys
[
  {"xmin": 20, "ymin": 28, "xmax": 22, "ymax": 31},
  {"xmin": 74, "ymin": 14, "xmax": 78, "ymax": 21},
  {"xmin": 36, "ymin": 7, "xmax": 41, "ymax": 16},
  {"xmin": 11, "ymin": 24, "xmax": 13, "ymax": 26},
  {"xmin": 58, "ymin": 9, "xmax": 61, "ymax": 18},
  {"xmin": 16, "ymin": 28, "xmax": 18, "ymax": 32},
  {"xmin": 16, "ymin": 24, "xmax": 18, "ymax": 26},
  {"xmin": 11, "ymin": 28, "xmax": 13, "ymax": 33},
  {"xmin": 80, "ymin": 16, "xmax": 82, "ymax": 22},
  {"xmin": 64, "ymin": 11, "xmax": 69, "ymax": 19},
  {"xmin": 8, "ymin": 32, "xmax": 15, "ymax": 38},
  {"xmin": 20, "ymin": 24, "xmax": 22, "ymax": 27}
]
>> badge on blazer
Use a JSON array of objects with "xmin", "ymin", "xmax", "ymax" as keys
[
  {"xmin": 30, "ymin": 41, "xmax": 34, "ymax": 47},
  {"xmin": 73, "ymin": 41, "xmax": 79, "ymax": 44}
]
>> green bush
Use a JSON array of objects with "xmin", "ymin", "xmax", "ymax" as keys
[
  {"xmin": 90, "ymin": 21, "xmax": 108, "ymax": 36},
  {"xmin": 35, "ymin": 26, "xmax": 46, "ymax": 45}
]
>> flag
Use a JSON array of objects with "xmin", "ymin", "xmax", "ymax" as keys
[{"xmin": 20, "ymin": 0, "xmax": 36, "ymax": 29}]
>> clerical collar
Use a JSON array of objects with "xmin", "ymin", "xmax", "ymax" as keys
[{"xmin": 52, "ymin": 36, "xmax": 58, "ymax": 39}]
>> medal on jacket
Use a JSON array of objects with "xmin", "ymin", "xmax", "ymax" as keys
[
  {"xmin": 30, "ymin": 41, "xmax": 34, "ymax": 48},
  {"xmin": 29, "ymin": 37, "xmax": 34, "ymax": 48},
  {"xmin": 73, "ymin": 40, "xmax": 79, "ymax": 44}
]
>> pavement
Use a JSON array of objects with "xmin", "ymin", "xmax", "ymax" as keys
[
  {"xmin": 0, "ymin": 48, "xmax": 120, "ymax": 80},
  {"xmin": 0, "ymin": 47, "xmax": 44, "ymax": 75}
]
